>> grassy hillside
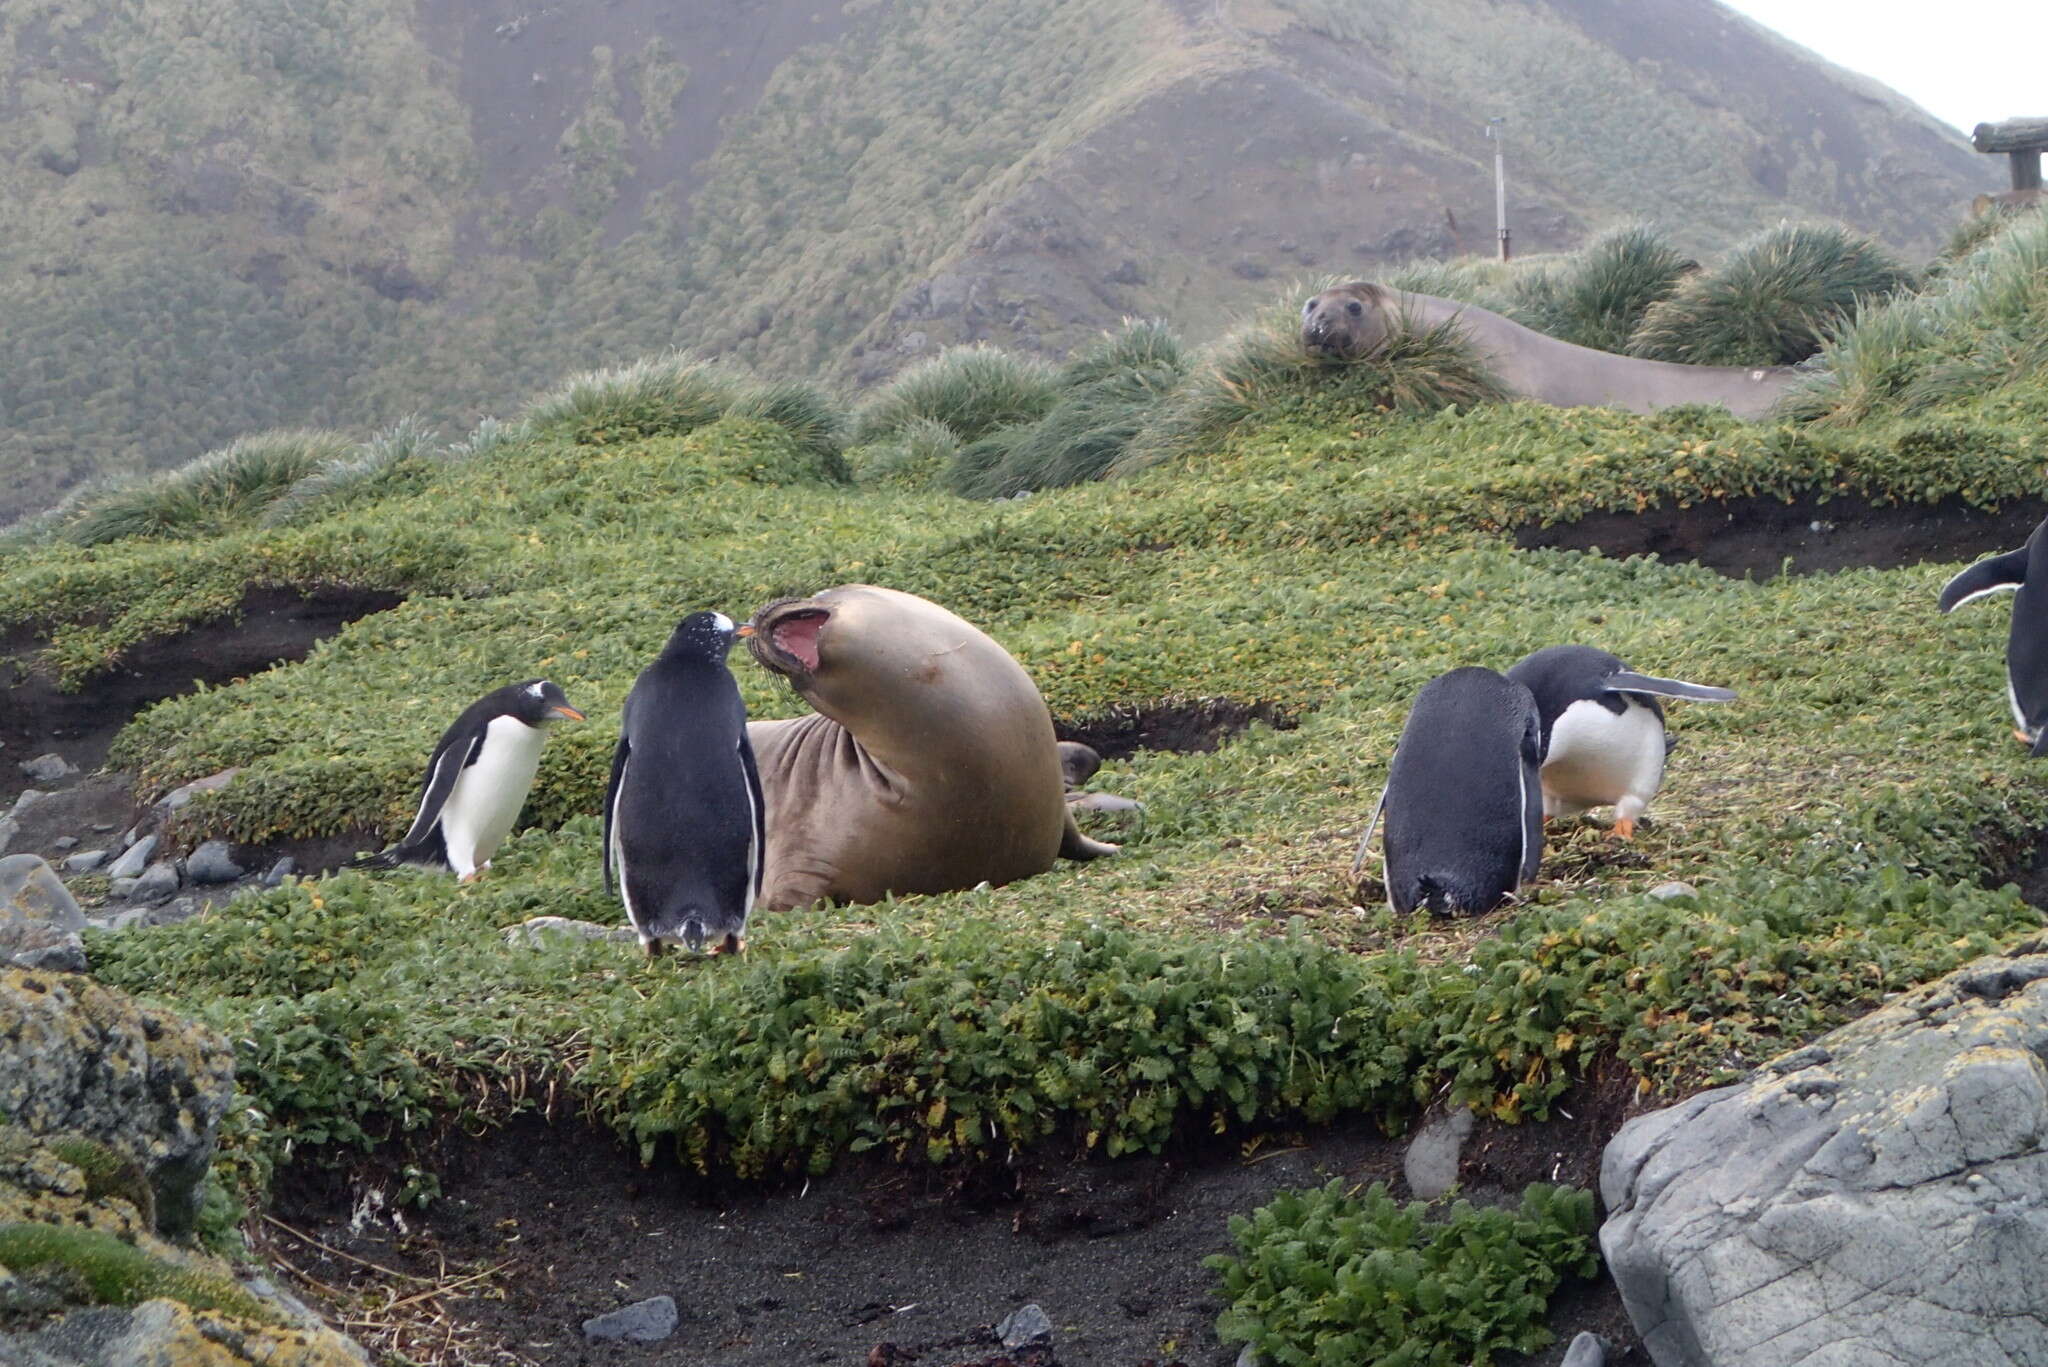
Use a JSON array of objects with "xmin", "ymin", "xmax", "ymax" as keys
[
  {"xmin": 0, "ymin": 0, "xmax": 1991, "ymax": 524},
  {"xmin": 4, "ymin": 231, "xmax": 2045, "ymax": 1210}
]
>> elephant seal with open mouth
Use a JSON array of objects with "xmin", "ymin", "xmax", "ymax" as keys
[
  {"xmin": 1300, "ymin": 281, "xmax": 1796, "ymax": 420},
  {"xmin": 744, "ymin": 584, "xmax": 1117, "ymax": 911}
]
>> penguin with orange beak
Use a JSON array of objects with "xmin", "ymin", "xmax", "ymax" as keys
[{"xmin": 353, "ymin": 679, "xmax": 586, "ymax": 881}]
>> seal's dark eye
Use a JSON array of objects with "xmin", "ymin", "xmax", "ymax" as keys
[{"xmin": 1347, "ymin": 300, "xmax": 1363, "ymax": 316}]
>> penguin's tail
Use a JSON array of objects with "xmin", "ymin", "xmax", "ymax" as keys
[
  {"xmin": 681, "ymin": 918, "xmax": 707, "ymax": 954},
  {"xmin": 346, "ymin": 848, "xmax": 403, "ymax": 872}
]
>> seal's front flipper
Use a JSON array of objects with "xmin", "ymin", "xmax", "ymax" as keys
[
  {"xmin": 1060, "ymin": 808, "xmax": 1120, "ymax": 860},
  {"xmin": 1939, "ymin": 548, "xmax": 2029, "ymax": 612}
]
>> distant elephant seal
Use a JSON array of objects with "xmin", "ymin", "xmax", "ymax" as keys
[
  {"xmin": 745, "ymin": 585, "xmax": 1117, "ymax": 911},
  {"xmin": 1299, "ymin": 280, "xmax": 1795, "ymax": 420}
]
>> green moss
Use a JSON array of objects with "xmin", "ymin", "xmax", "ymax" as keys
[{"xmin": 0, "ymin": 1222, "xmax": 276, "ymax": 1323}]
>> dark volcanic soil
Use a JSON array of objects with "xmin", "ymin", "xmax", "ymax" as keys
[
  {"xmin": 274, "ymin": 1067, "xmax": 1650, "ymax": 1367},
  {"xmin": 1055, "ymin": 700, "xmax": 1298, "ymax": 764},
  {"xmin": 0, "ymin": 584, "xmax": 402, "ymax": 808},
  {"xmin": 1514, "ymin": 494, "xmax": 2047, "ymax": 580}
]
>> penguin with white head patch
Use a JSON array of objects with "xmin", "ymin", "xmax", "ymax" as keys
[
  {"xmin": 605, "ymin": 610, "xmax": 765, "ymax": 957},
  {"xmin": 1506, "ymin": 645, "xmax": 1736, "ymax": 838},
  {"xmin": 1938, "ymin": 516, "xmax": 2048, "ymax": 754},
  {"xmin": 1359, "ymin": 667, "xmax": 1544, "ymax": 916},
  {"xmin": 353, "ymin": 680, "xmax": 586, "ymax": 881}
]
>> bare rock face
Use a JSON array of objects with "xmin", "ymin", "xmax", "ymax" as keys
[
  {"xmin": 1600, "ymin": 941, "xmax": 2048, "ymax": 1366},
  {"xmin": 0, "ymin": 853, "xmax": 87, "ymax": 972},
  {"xmin": 0, "ymin": 968, "xmax": 234, "ymax": 1235}
]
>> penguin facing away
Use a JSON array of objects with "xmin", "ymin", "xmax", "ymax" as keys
[
  {"xmin": 605, "ymin": 610, "xmax": 765, "ymax": 958},
  {"xmin": 354, "ymin": 679, "xmax": 586, "ymax": 881},
  {"xmin": 1938, "ymin": 516, "xmax": 2048, "ymax": 754},
  {"xmin": 1506, "ymin": 645, "xmax": 1736, "ymax": 839},
  {"xmin": 1361, "ymin": 666, "xmax": 1545, "ymax": 916}
]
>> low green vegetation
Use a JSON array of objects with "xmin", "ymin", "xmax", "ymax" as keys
[
  {"xmin": 1209, "ymin": 1180, "xmax": 1599, "ymax": 1366},
  {"xmin": 9, "ymin": 219, "xmax": 2048, "ymax": 1367},
  {"xmin": 0, "ymin": 1222, "xmax": 277, "ymax": 1324}
]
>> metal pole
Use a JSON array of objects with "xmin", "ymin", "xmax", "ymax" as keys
[{"xmin": 1488, "ymin": 117, "xmax": 1510, "ymax": 261}]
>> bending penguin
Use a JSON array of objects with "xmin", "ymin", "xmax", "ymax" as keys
[
  {"xmin": 1359, "ymin": 667, "xmax": 1544, "ymax": 916},
  {"xmin": 1506, "ymin": 645, "xmax": 1736, "ymax": 838},
  {"xmin": 605, "ymin": 610, "xmax": 765, "ymax": 957},
  {"xmin": 354, "ymin": 680, "xmax": 586, "ymax": 881},
  {"xmin": 1938, "ymin": 516, "xmax": 2048, "ymax": 753}
]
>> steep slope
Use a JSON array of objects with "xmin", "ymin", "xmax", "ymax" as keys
[{"xmin": 0, "ymin": 0, "xmax": 1991, "ymax": 523}]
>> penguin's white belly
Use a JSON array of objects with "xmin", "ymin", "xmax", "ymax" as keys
[
  {"xmin": 439, "ymin": 716, "xmax": 546, "ymax": 875},
  {"xmin": 1541, "ymin": 699, "xmax": 1665, "ymax": 818}
]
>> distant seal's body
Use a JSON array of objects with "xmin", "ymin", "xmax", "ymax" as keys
[
  {"xmin": 356, "ymin": 680, "xmax": 585, "ymax": 881},
  {"xmin": 605, "ymin": 611, "xmax": 764, "ymax": 956},
  {"xmin": 1507, "ymin": 645, "xmax": 1736, "ymax": 837},
  {"xmin": 1369, "ymin": 667, "xmax": 1543, "ymax": 916},
  {"xmin": 1299, "ymin": 282, "xmax": 1795, "ymax": 419},
  {"xmin": 745, "ymin": 585, "xmax": 1116, "ymax": 911},
  {"xmin": 1939, "ymin": 515, "xmax": 2048, "ymax": 752}
]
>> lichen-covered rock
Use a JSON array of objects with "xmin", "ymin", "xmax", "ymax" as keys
[
  {"xmin": 1600, "ymin": 940, "xmax": 2048, "ymax": 1366},
  {"xmin": 1, "ymin": 854, "xmax": 86, "ymax": 973},
  {"xmin": 0, "ymin": 970, "xmax": 234, "ymax": 1235},
  {"xmin": 0, "ymin": 1298, "xmax": 365, "ymax": 1366}
]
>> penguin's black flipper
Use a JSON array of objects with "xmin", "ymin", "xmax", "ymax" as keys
[
  {"xmin": 603, "ymin": 733, "xmax": 631, "ymax": 898},
  {"xmin": 1606, "ymin": 671, "xmax": 1737, "ymax": 703},
  {"xmin": 393, "ymin": 728, "xmax": 485, "ymax": 850},
  {"xmin": 1939, "ymin": 548, "xmax": 2030, "ymax": 613},
  {"xmin": 737, "ymin": 731, "xmax": 767, "ymax": 903}
]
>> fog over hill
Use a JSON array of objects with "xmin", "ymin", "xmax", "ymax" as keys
[{"xmin": 0, "ymin": 0, "xmax": 1990, "ymax": 524}]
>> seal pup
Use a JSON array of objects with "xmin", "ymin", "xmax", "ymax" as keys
[
  {"xmin": 1360, "ymin": 667, "xmax": 1543, "ymax": 916},
  {"xmin": 1298, "ymin": 281, "xmax": 1795, "ymax": 419},
  {"xmin": 354, "ymin": 680, "xmax": 585, "ymax": 881},
  {"xmin": 744, "ymin": 585, "xmax": 1117, "ymax": 911},
  {"xmin": 1507, "ymin": 645, "xmax": 1737, "ymax": 838},
  {"xmin": 605, "ymin": 610, "xmax": 764, "ymax": 957},
  {"xmin": 1939, "ymin": 515, "xmax": 2048, "ymax": 753}
]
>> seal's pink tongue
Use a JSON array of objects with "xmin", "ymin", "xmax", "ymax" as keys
[{"xmin": 773, "ymin": 615, "xmax": 824, "ymax": 673}]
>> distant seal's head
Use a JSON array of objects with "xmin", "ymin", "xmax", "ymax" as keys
[{"xmin": 1300, "ymin": 280, "xmax": 1392, "ymax": 360}]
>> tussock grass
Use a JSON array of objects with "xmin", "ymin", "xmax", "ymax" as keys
[
  {"xmin": 949, "ymin": 320, "xmax": 1192, "ymax": 498},
  {"xmin": 851, "ymin": 343, "xmax": 1061, "ymax": 446},
  {"xmin": 848, "ymin": 415, "xmax": 962, "ymax": 488},
  {"xmin": 1111, "ymin": 286, "xmax": 1507, "ymax": 477},
  {"xmin": 65, "ymin": 430, "xmax": 354, "ymax": 547},
  {"xmin": 263, "ymin": 416, "xmax": 442, "ymax": 527},
  {"xmin": 724, "ymin": 377, "xmax": 853, "ymax": 482},
  {"xmin": 1629, "ymin": 221, "xmax": 1915, "ymax": 366},
  {"xmin": 520, "ymin": 353, "xmax": 746, "ymax": 444},
  {"xmin": 1782, "ymin": 212, "xmax": 2048, "ymax": 424},
  {"xmin": 1503, "ymin": 222, "xmax": 1694, "ymax": 353}
]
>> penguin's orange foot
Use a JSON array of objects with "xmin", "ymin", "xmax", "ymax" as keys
[
  {"xmin": 711, "ymin": 935, "xmax": 746, "ymax": 956},
  {"xmin": 2018, "ymin": 728, "xmax": 2034, "ymax": 747},
  {"xmin": 1609, "ymin": 818, "xmax": 1636, "ymax": 841},
  {"xmin": 458, "ymin": 870, "xmax": 482, "ymax": 885}
]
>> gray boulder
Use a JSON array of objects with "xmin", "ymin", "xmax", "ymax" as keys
[
  {"xmin": 1560, "ymin": 1332, "xmax": 1610, "ymax": 1367},
  {"xmin": 997, "ymin": 1303, "xmax": 1053, "ymax": 1349},
  {"xmin": 60, "ymin": 850, "xmax": 107, "ymax": 875},
  {"xmin": 0, "ymin": 967, "xmax": 235, "ymax": 1235},
  {"xmin": 1403, "ymin": 1107, "xmax": 1474, "ymax": 1201},
  {"xmin": 0, "ymin": 854, "xmax": 87, "ymax": 973},
  {"xmin": 0, "ymin": 815, "xmax": 16, "ymax": 855},
  {"xmin": 126, "ymin": 862, "xmax": 180, "ymax": 907},
  {"xmin": 17, "ymin": 753, "xmax": 77, "ymax": 784},
  {"xmin": 104, "ymin": 835, "xmax": 157, "ymax": 881},
  {"xmin": 261, "ymin": 856, "xmax": 298, "ymax": 888},
  {"xmin": 153, "ymin": 767, "xmax": 241, "ymax": 815},
  {"xmin": 1601, "ymin": 942, "xmax": 2048, "ymax": 1366},
  {"xmin": 582, "ymin": 1295, "xmax": 678, "ymax": 1343},
  {"xmin": 185, "ymin": 840, "xmax": 245, "ymax": 885}
]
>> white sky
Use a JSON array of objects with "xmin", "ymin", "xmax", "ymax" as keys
[{"xmin": 1721, "ymin": 0, "xmax": 2044, "ymax": 135}]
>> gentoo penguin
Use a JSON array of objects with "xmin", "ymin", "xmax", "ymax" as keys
[
  {"xmin": 1939, "ymin": 517, "xmax": 2048, "ymax": 754},
  {"xmin": 354, "ymin": 680, "xmax": 585, "ymax": 880},
  {"xmin": 604, "ymin": 610, "xmax": 765, "ymax": 957},
  {"xmin": 1360, "ymin": 666, "xmax": 1544, "ymax": 916},
  {"xmin": 1506, "ymin": 645, "xmax": 1736, "ymax": 838}
]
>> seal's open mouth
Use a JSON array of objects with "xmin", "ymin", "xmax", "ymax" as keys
[{"xmin": 746, "ymin": 599, "xmax": 831, "ymax": 678}]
